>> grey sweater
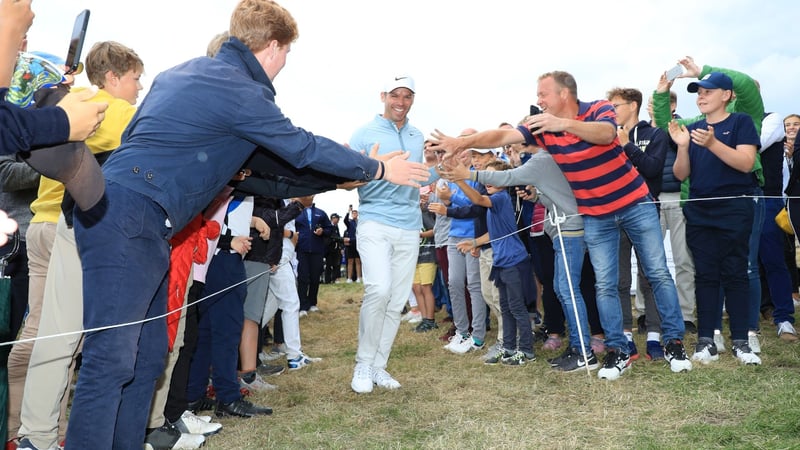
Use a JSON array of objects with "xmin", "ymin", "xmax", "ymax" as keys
[
  {"xmin": 0, "ymin": 155, "xmax": 40, "ymax": 238},
  {"xmin": 473, "ymin": 150, "xmax": 583, "ymax": 239}
]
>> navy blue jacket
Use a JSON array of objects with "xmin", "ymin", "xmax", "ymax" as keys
[
  {"xmin": 0, "ymin": 88, "xmax": 69, "ymax": 155},
  {"xmin": 100, "ymin": 37, "xmax": 379, "ymax": 235},
  {"xmin": 296, "ymin": 205, "xmax": 333, "ymax": 254}
]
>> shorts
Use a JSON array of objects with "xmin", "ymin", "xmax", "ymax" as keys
[
  {"xmin": 243, "ymin": 260, "xmax": 271, "ymax": 323},
  {"xmin": 413, "ymin": 262, "xmax": 437, "ymax": 285}
]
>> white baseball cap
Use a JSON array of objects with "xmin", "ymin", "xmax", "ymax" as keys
[{"xmin": 384, "ymin": 75, "xmax": 415, "ymax": 93}]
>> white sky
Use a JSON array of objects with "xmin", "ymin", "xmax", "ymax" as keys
[{"xmin": 25, "ymin": 0, "xmax": 800, "ymax": 227}]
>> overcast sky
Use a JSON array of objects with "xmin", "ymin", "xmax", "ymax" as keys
[{"xmin": 25, "ymin": 0, "xmax": 800, "ymax": 223}]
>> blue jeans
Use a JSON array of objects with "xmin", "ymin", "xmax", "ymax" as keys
[
  {"xmin": 760, "ymin": 197, "xmax": 795, "ymax": 325},
  {"xmin": 68, "ymin": 182, "xmax": 170, "ymax": 449},
  {"xmin": 552, "ymin": 234, "xmax": 592, "ymax": 352},
  {"xmin": 583, "ymin": 202, "xmax": 684, "ymax": 351}
]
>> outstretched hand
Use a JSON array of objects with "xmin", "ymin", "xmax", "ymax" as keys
[
  {"xmin": 667, "ymin": 121, "xmax": 690, "ymax": 147},
  {"xmin": 438, "ymin": 158, "xmax": 470, "ymax": 182},
  {"xmin": 382, "ymin": 151, "xmax": 430, "ymax": 187}
]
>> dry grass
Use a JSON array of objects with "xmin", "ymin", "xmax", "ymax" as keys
[{"xmin": 205, "ymin": 283, "xmax": 800, "ymax": 450}]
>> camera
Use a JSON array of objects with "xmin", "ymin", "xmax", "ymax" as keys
[{"xmin": 529, "ymin": 105, "xmax": 541, "ymax": 134}]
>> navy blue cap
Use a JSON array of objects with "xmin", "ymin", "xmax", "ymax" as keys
[{"xmin": 687, "ymin": 72, "xmax": 733, "ymax": 93}]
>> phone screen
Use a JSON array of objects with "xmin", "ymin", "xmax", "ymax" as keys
[{"xmin": 65, "ymin": 9, "xmax": 90, "ymax": 75}]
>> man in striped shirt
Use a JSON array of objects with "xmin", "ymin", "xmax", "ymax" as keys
[{"xmin": 430, "ymin": 70, "xmax": 692, "ymax": 380}]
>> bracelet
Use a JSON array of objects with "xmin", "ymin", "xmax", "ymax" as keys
[{"xmin": 375, "ymin": 161, "xmax": 385, "ymax": 181}]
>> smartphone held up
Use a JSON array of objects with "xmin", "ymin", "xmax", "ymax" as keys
[
  {"xmin": 65, "ymin": 9, "xmax": 90, "ymax": 75},
  {"xmin": 528, "ymin": 105, "xmax": 541, "ymax": 134}
]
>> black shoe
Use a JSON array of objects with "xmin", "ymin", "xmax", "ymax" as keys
[
  {"xmin": 551, "ymin": 347, "xmax": 598, "ymax": 372},
  {"xmin": 547, "ymin": 347, "xmax": 574, "ymax": 367},
  {"xmin": 144, "ymin": 422, "xmax": 205, "ymax": 450},
  {"xmin": 215, "ymin": 398, "xmax": 273, "ymax": 418},
  {"xmin": 187, "ymin": 396, "xmax": 215, "ymax": 413},
  {"xmin": 413, "ymin": 320, "xmax": 438, "ymax": 333},
  {"xmin": 256, "ymin": 363, "xmax": 286, "ymax": 377},
  {"xmin": 684, "ymin": 321, "xmax": 697, "ymax": 334}
]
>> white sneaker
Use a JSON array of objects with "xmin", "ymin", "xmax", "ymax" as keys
[
  {"xmin": 713, "ymin": 331, "xmax": 726, "ymax": 353},
  {"xmin": 288, "ymin": 353, "xmax": 322, "ymax": 370},
  {"xmin": 691, "ymin": 342, "xmax": 719, "ymax": 364},
  {"xmin": 299, "ymin": 310, "xmax": 308, "ymax": 318},
  {"xmin": 443, "ymin": 333, "xmax": 468, "ymax": 351},
  {"xmin": 144, "ymin": 423, "xmax": 205, "ymax": 450},
  {"xmin": 346, "ymin": 278, "xmax": 353, "ymax": 283},
  {"xmin": 372, "ymin": 368, "xmax": 401, "ymax": 389},
  {"xmin": 309, "ymin": 305, "xmax": 321, "ymax": 313},
  {"xmin": 748, "ymin": 333, "xmax": 761, "ymax": 353},
  {"xmin": 446, "ymin": 334, "xmax": 477, "ymax": 354},
  {"xmin": 777, "ymin": 321, "xmax": 799, "ymax": 342},
  {"xmin": 356, "ymin": 278, "xmax": 362, "ymax": 283},
  {"xmin": 732, "ymin": 344, "xmax": 762, "ymax": 365},
  {"xmin": 351, "ymin": 363, "xmax": 373, "ymax": 393},
  {"xmin": 401, "ymin": 310, "xmax": 421, "ymax": 322},
  {"xmin": 239, "ymin": 372, "xmax": 278, "ymax": 392},
  {"xmin": 174, "ymin": 410, "xmax": 222, "ymax": 436}
]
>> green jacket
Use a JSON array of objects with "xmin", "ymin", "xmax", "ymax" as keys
[{"xmin": 653, "ymin": 64, "xmax": 765, "ymax": 200}]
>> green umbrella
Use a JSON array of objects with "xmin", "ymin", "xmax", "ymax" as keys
[{"xmin": 0, "ymin": 230, "xmax": 19, "ymax": 442}]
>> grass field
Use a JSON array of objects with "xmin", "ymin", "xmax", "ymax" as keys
[{"xmin": 203, "ymin": 282, "xmax": 800, "ymax": 450}]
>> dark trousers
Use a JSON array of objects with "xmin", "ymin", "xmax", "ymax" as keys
[
  {"xmin": 324, "ymin": 250, "xmax": 341, "ymax": 283},
  {"xmin": 532, "ymin": 234, "xmax": 564, "ymax": 334},
  {"xmin": 187, "ymin": 252, "xmax": 246, "ymax": 404},
  {"xmin": 0, "ymin": 239, "xmax": 28, "ymax": 341},
  {"xmin": 297, "ymin": 251, "xmax": 324, "ymax": 311},
  {"xmin": 163, "ymin": 284, "xmax": 202, "ymax": 423},
  {"xmin": 685, "ymin": 198, "xmax": 753, "ymax": 341}
]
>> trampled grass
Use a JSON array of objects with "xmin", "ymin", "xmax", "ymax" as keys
[{"xmin": 205, "ymin": 283, "xmax": 800, "ymax": 450}]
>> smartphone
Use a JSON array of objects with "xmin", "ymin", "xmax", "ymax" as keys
[
  {"xmin": 65, "ymin": 9, "xmax": 90, "ymax": 75},
  {"xmin": 665, "ymin": 63, "xmax": 683, "ymax": 82},
  {"xmin": 529, "ymin": 105, "xmax": 541, "ymax": 134}
]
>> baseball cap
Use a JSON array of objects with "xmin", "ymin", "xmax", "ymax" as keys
[
  {"xmin": 384, "ymin": 75, "xmax": 415, "ymax": 94},
  {"xmin": 687, "ymin": 72, "xmax": 733, "ymax": 93},
  {"xmin": 471, "ymin": 148, "xmax": 496, "ymax": 154}
]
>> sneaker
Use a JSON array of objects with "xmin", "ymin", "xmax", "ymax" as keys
[
  {"xmin": 401, "ymin": 309, "xmax": 422, "ymax": 322},
  {"xmin": 547, "ymin": 347, "xmax": 574, "ymax": 367},
  {"xmin": 309, "ymin": 305, "xmax": 321, "ymax": 313},
  {"xmin": 447, "ymin": 334, "xmax": 483, "ymax": 354},
  {"xmin": 645, "ymin": 340, "xmax": 664, "ymax": 361},
  {"xmin": 713, "ymin": 331, "xmax": 726, "ymax": 353},
  {"xmin": 443, "ymin": 333, "xmax": 469, "ymax": 352},
  {"xmin": 691, "ymin": 342, "xmax": 720, "ymax": 364},
  {"xmin": 551, "ymin": 347, "xmax": 598, "ymax": 372},
  {"xmin": 238, "ymin": 372, "xmax": 278, "ymax": 392},
  {"xmin": 590, "ymin": 336, "xmax": 606, "ymax": 354},
  {"xmin": 356, "ymin": 278, "xmax": 362, "ymax": 283},
  {"xmin": 372, "ymin": 368, "xmax": 401, "ymax": 389},
  {"xmin": 501, "ymin": 350, "xmax": 534, "ymax": 366},
  {"xmin": 144, "ymin": 423, "xmax": 205, "ymax": 450},
  {"xmin": 351, "ymin": 363, "xmax": 373, "ymax": 393},
  {"xmin": 732, "ymin": 343, "xmax": 762, "ymax": 365},
  {"xmin": 173, "ymin": 410, "xmax": 222, "ymax": 436},
  {"xmin": 298, "ymin": 310, "xmax": 308, "ymax": 318},
  {"xmin": 413, "ymin": 320, "xmax": 438, "ymax": 333},
  {"xmin": 663, "ymin": 339, "xmax": 692, "ymax": 373},
  {"xmin": 187, "ymin": 396, "xmax": 215, "ymax": 413},
  {"xmin": 256, "ymin": 363, "xmax": 286, "ymax": 377},
  {"xmin": 260, "ymin": 344, "xmax": 287, "ymax": 362},
  {"xmin": 748, "ymin": 333, "xmax": 762, "ymax": 353},
  {"xmin": 777, "ymin": 321, "xmax": 799, "ymax": 342},
  {"xmin": 627, "ymin": 340, "xmax": 639, "ymax": 361},
  {"xmin": 288, "ymin": 353, "xmax": 322, "ymax": 370},
  {"xmin": 346, "ymin": 278, "xmax": 353, "ymax": 283},
  {"xmin": 541, "ymin": 335, "xmax": 563, "ymax": 351},
  {"xmin": 484, "ymin": 347, "xmax": 509, "ymax": 365},
  {"xmin": 215, "ymin": 398, "xmax": 273, "ymax": 418},
  {"xmin": 597, "ymin": 350, "xmax": 631, "ymax": 380}
]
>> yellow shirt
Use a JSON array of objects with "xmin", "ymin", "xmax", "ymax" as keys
[{"xmin": 30, "ymin": 88, "xmax": 136, "ymax": 223}]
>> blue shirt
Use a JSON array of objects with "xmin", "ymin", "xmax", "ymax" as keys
[
  {"xmin": 101, "ymin": 37, "xmax": 380, "ymax": 233},
  {"xmin": 349, "ymin": 114, "xmax": 432, "ymax": 230},
  {"xmin": 687, "ymin": 112, "xmax": 760, "ymax": 198},
  {"xmin": 487, "ymin": 189, "xmax": 527, "ymax": 268}
]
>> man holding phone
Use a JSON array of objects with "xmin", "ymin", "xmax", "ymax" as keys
[{"xmin": 431, "ymin": 70, "xmax": 693, "ymax": 381}]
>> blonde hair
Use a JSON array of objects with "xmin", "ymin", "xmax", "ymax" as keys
[
  {"xmin": 230, "ymin": 0, "xmax": 298, "ymax": 53},
  {"xmin": 207, "ymin": 31, "xmax": 230, "ymax": 57},
  {"xmin": 85, "ymin": 41, "xmax": 143, "ymax": 88}
]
